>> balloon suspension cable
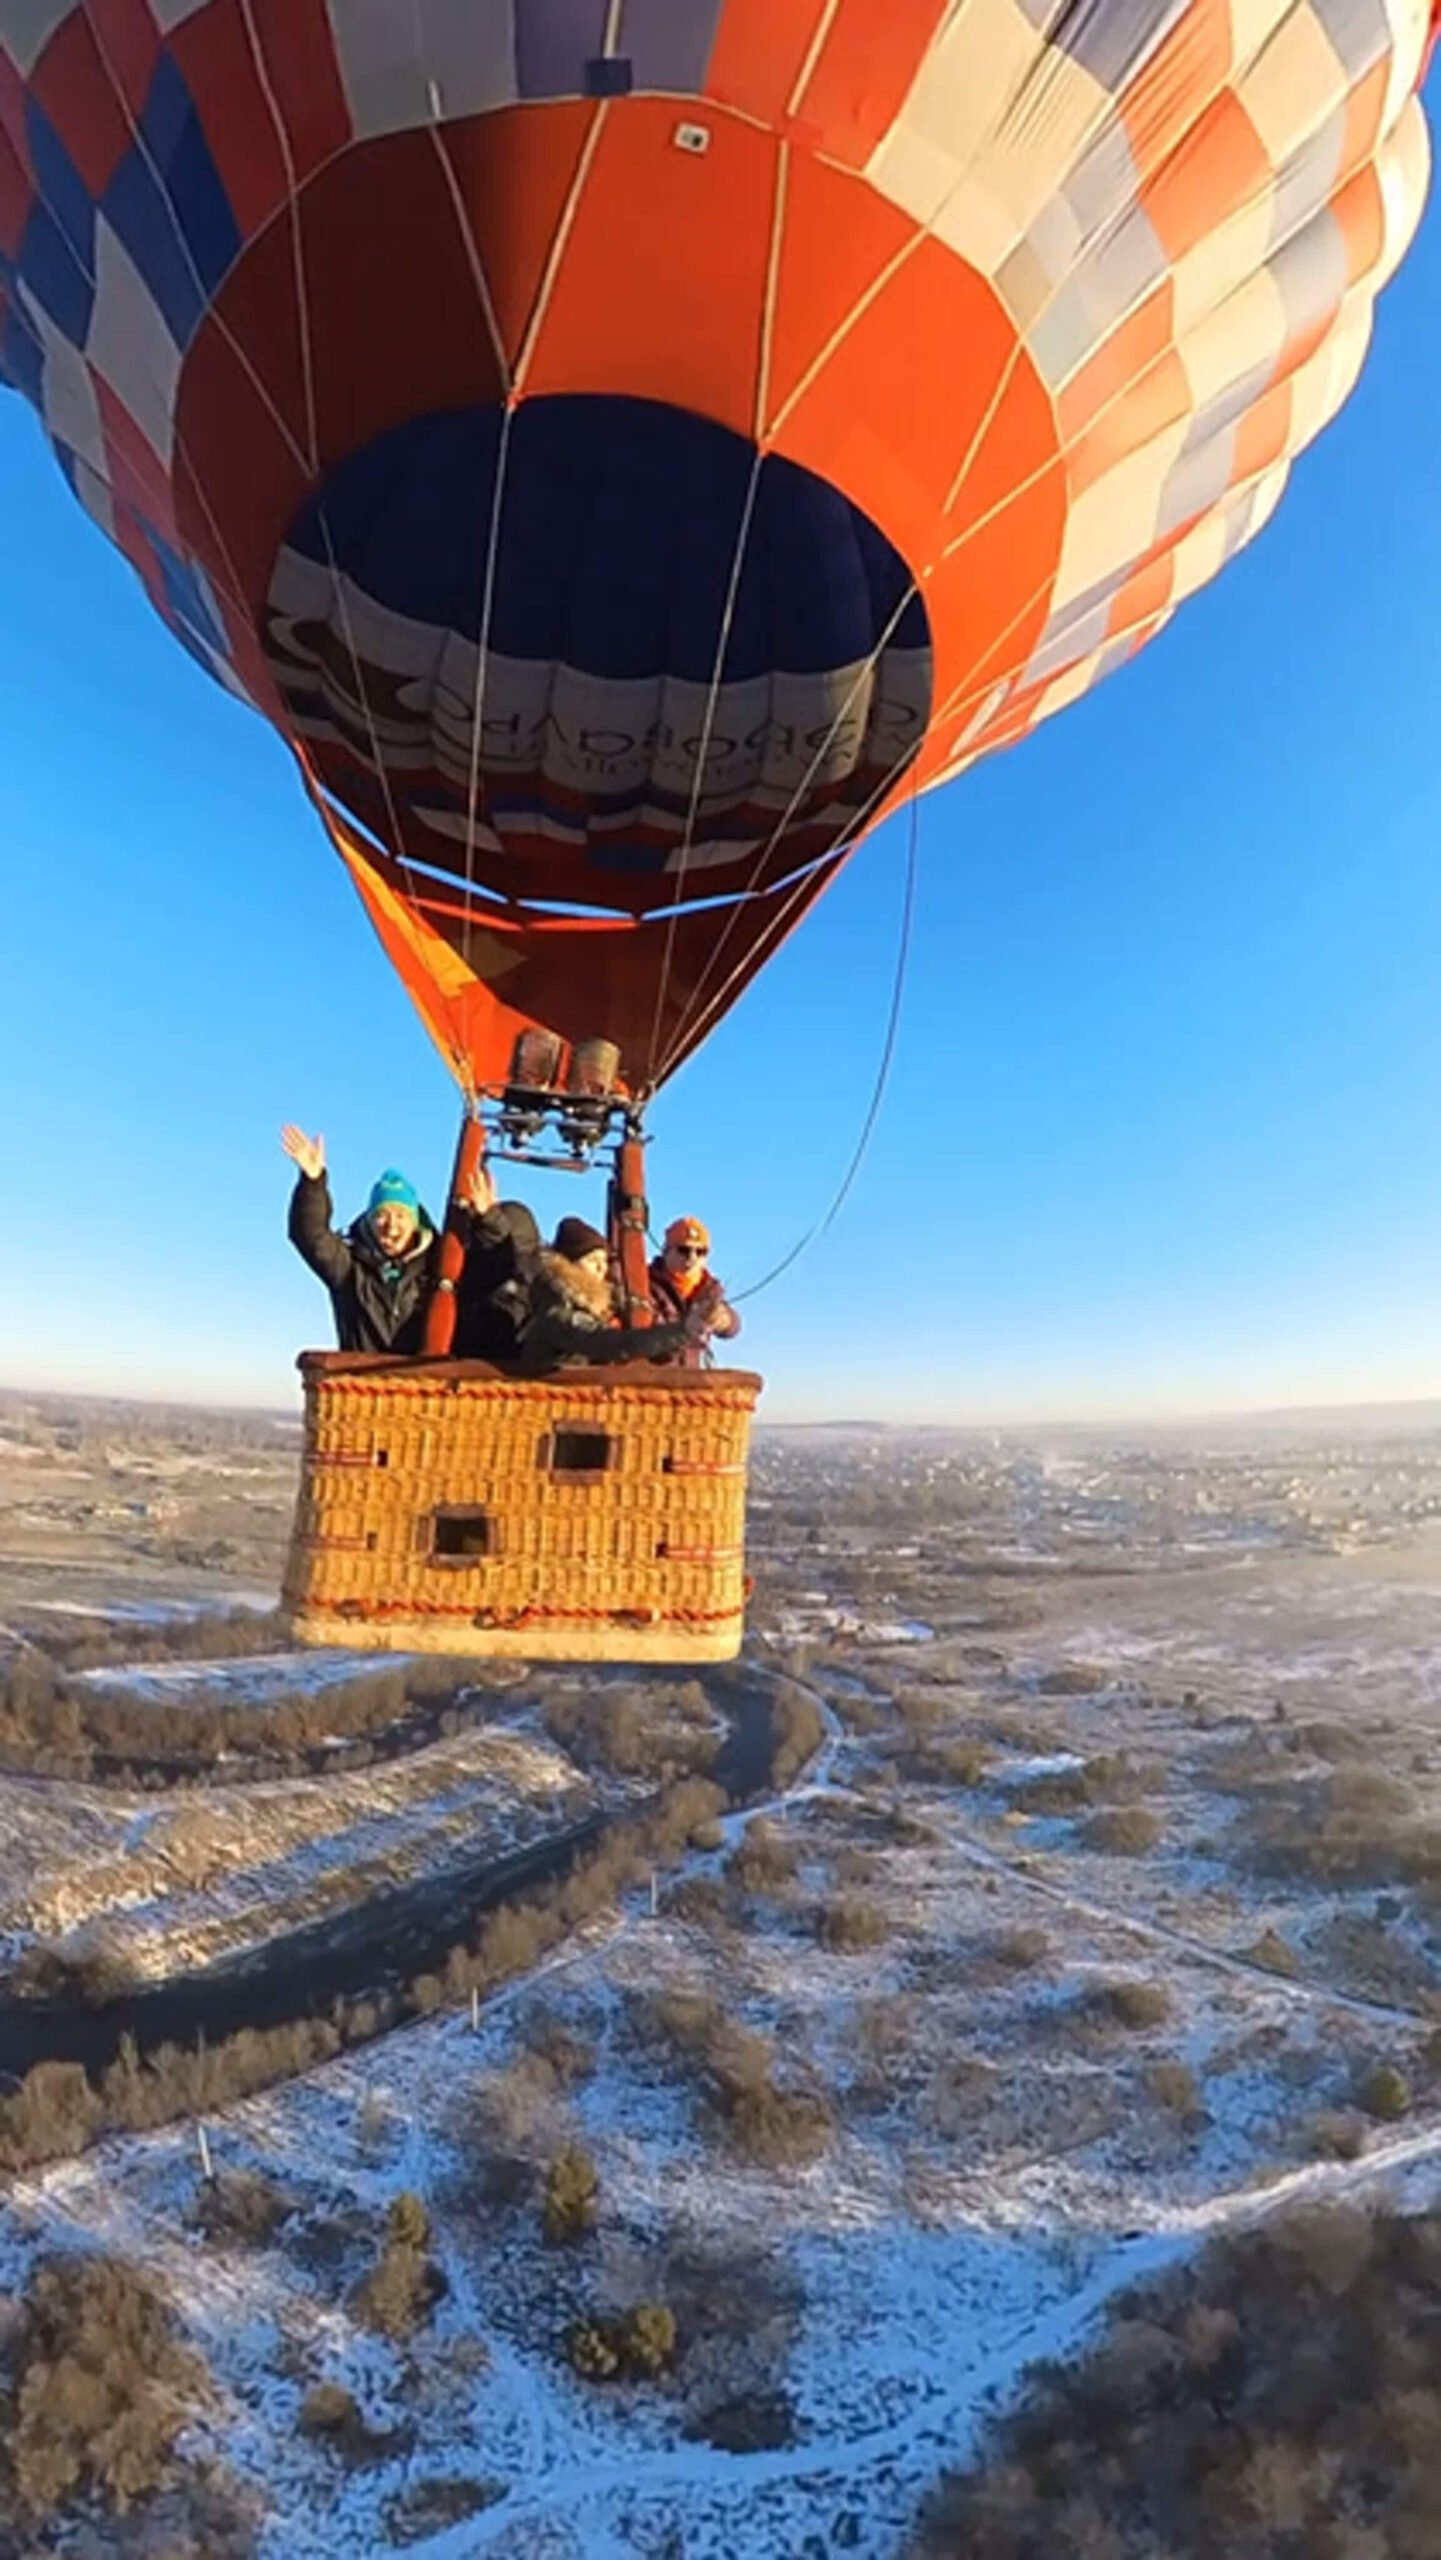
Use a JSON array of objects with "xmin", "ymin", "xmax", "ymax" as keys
[
  {"xmin": 653, "ymin": 572, "xmax": 924, "ymax": 1084},
  {"xmin": 729, "ymin": 788, "xmax": 920, "ymax": 1307},
  {"xmin": 642, "ymin": 448, "xmax": 765, "ymax": 1091},
  {"xmin": 460, "ymin": 398, "xmax": 518, "ymax": 969}
]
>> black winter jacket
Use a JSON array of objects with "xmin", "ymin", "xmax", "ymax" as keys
[
  {"xmin": 288, "ymin": 1173, "xmax": 439, "ymax": 1354},
  {"xmin": 453, "ymin": 1204, "xmax": 540, "ymax": 1364},
  {"xmin": 518, "ymin": 1249, "xmax": 690, "ymax": 1373}
]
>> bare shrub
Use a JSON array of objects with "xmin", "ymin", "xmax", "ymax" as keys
[
  {"xmin": 8, "ymin": 2254, "xmax": 206, "ymax": 2517},
  {"xmin": 544, "ymin": 1685, "xmax": 719, "ymax": 1781},
  {"xmin": 653, "ymin": 2000, "xmax": 833, "ymax": 2168},
  {"xmin": 0, "ymin": 2060, "xmax": 102, "ymax": 2167},
  {"xmin": 567, "ymin": 2300, "xmax": 677, "ymax": 2383},
  {"xmin": 721, "ymin": 2079, "xmax": 831, "ymax": 2170},
  {"xmin": 912, "ymin": 2204, "xmax": 1441, "ymax": 2559},
  {"xmin": 297, "ymin": 2381, "xmax": 360, "ymax": 2442},
  {"xmin": 1309, "ymin": 1911, "xmax": 1439, "ymax": 2013},
  {"xmin": 1145, "ymin": 2059, "xmax": 1203, "ymax": 2120},
  {"xmin": 1238, "ymin": 1766, "xmax": 1441, "ymax": 1892},
  {"xmin": 383, "ymin": 2474, "xmax": 506, "ymax": 2542},
  {"xmin": 467, "ymin": 2054, "xmax": 568, "ymax": 2200},
  {"xmin": 1083, "ymin": 1806, "xmax": 1162, "ymax": 1856},
  {"xmin": 10, "ymin": 1932, "xmax": 139, "ymax": 2006},
  {"xmin": 1308, "ymin": 2110, "xmax": 1368, "ymax": 2161},
  {"xmin": 194, "ymin": 2169, "xmax": 293, "ymax": 2247},
  {"xmin": 350, "ymin": 2241, "xmax": 439, "ymax": 2340},
  {"xmin": 992, "ymin": 1927, "xmax": 1050, "ymax": 1969},
  {"xmin": 1009, "ymin": 1751, "xmax": 1145, "ymax": 1818},
  {"xmin": 816, "ymin": 1897, "xmax": 891, "ymax": 1953},
  {"xmin": 640, "ymin": 1987, "xmax": 727, "ymax": 2064},
  {"xmin": 764, "ymin": 1680, "xmax": 825, "ymax": 1789},
  {"xmin": 908, "ymin": 1735, "xmax": 994, "ymax": 1787},
  {"xmin": 522, "ymin": 2010, "xmax": 596, "ymax": 2086},
  {"xmin": 1093, "ymin": 1978, "xmax": 1172, "ymax": 2030},
  {"xmin": 894, "ymin": 1687, "xmax": 947, "ymax": 1732},
  {"xmin": 664, "ymin": 1873, "xmax": 733, "ymax": 1928},
  {"xmin": 1036, "ymin": 1663, "xmax": 1109, "ymax": 1696},
  {"xmin": 848, "ymin": 1994, "xmax": 922, "ymax": 2105},
  {"xmin": 1244, "ymin": 1926, "xmax": 1301, "ymax": 1978},
  {"xmin": 1295, "ymin": 1720, "xmax": 1371, "ymax": 1763},
  {"xmin": 923, "ymin": 2056, "xmax": 1001, "ymax": 2140},
  {"xmin": 726, "ymin": 1821, "xmax": 798, "ymax": 1896}
]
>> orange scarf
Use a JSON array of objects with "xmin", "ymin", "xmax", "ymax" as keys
[{"xmin": 665, "ymin": 1259, "xmax": 708, "ymax": 1303}]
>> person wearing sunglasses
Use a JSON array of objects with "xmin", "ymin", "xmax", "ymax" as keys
[{"xmin": 648, "ymin": 1215, "xmax": 741, "ymax": 1346}]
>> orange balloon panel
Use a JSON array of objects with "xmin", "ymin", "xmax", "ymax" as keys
[{"xmin": 1, "ymin": 0, "xmax": 1432, "ymax": 1098}]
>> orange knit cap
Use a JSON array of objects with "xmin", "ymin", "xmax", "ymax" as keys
[{"xmin": 664, "ymin": 1216, "xmax": 710, "ymax": 1253}]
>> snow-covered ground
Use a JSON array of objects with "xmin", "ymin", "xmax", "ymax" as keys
[
  {"xmin": 2, "ymin": 1419, "xmax": 1441, "ymax": 2551},
  {"xmin": 76, "ymin": 1648, "xmax": 395, "ymax": 1703},
  {"xmin": 8, "ymin": 1797, "xmax": 1440, "ymax": 2559}
]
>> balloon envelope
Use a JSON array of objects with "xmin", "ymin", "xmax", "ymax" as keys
[{"xmin": 0, "ymin": 2, "xmax": 1432, "ymax": 1091}]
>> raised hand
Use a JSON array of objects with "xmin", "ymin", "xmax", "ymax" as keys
[
  {"xmin": 461, "ymin": 1157, "xmax": 497, "ymax": 1217},
  {"xmin": 281, "ymin": 1125, "xmax": 326, "ymax": 1182}
]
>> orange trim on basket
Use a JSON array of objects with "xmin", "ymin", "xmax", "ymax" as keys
[{"xmin": 329, "ymin": 1596, "xmax": 744, "ymax": 1628}]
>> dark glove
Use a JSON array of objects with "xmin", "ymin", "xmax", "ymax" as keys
[{"xmin": 685, "ymin": 1278, "xmax": 724, "ymax": 1335}]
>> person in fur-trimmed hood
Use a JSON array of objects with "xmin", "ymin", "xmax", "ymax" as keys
[{"xmin": 520, "ymin": 1217, "xmax": 694, "ymax": 1372}]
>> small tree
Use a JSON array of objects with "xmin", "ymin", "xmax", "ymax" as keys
[
  {"xmin": 542, "ymin": 2145, "xmax": 599, "ymax": 2244},
  {"xmin": 1357, "ymin": 2061, "xmax": 1410, "ymax": 2122},
  {"xmin": 386, "ymin": 2190, "xmax": 431, "ymax": 2251},
  {"xmin": 621, "ymin": 2301, "xmax": 677, "ymax": 2378}
]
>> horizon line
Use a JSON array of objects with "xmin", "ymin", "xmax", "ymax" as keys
[{"xmin": 4, "ymin": 1377, "xmax": 1441, "ymax": 1437}]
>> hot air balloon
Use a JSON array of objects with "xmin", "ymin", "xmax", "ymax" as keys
[{"xmin": 1, "ymin": 1, "xmax": 1433, "ymax": 1657}]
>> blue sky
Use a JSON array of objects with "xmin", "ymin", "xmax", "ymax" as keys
[{"xmin": 2, "ymin": 129, "xmax": 1439, "ymax": 1422}]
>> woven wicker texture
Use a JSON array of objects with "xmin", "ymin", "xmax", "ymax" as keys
[{"xmin": 284, "ymin": 1356, "xmax": 761, "ymax": 1661}]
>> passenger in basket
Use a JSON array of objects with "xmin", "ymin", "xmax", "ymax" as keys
[
  {"xmin": 519, "ymin": 1216, "xmax": 698, "ymax": 1372},
  {"xmin": 283, "ymin": 1126, "xmax": 442, "ymax": 1355},
  {"xmin": 648, "ymin": 1215, "xmax": 741, "ymax": 1345},
  {"xmin": 454, "ymin": 1195, "xmax": 542, "ymax": 1366}
]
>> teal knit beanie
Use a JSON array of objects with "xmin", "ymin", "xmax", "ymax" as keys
[{"xmin": 368, "ymin": 1170, "xmax": 419, "ymax": 1218}]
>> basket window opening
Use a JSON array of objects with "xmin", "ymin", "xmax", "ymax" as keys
[
  {"xmin": 431, "ymin": 1507, "xmax": 493, "ymax": 1559},
  {"xmin": 549, "ymin": 1428, "xmax": 615, "ymax": 1476}
]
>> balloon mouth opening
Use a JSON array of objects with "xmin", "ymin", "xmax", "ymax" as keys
[{"xmin": 263, "ymin": 392, "xmax": 932, "ymax": 916}]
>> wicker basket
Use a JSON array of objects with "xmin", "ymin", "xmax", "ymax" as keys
[{"xmin": 283, "ymin": 1353, "xmax": 763, "ymax": 1661}]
